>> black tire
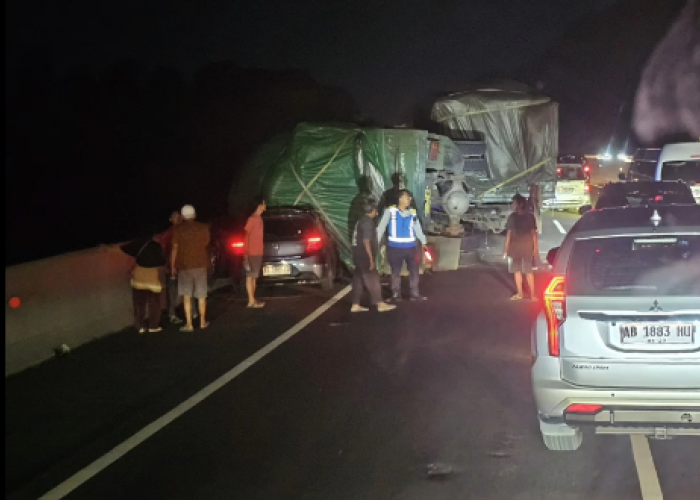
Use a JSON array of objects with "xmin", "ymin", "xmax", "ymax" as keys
[{"xmin": 321, "ymin": 259, "xmax": 335, "ymax": 291}]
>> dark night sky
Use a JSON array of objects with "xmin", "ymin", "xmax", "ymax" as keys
[{"xmin": 6, "ymin": 0, "xmax": 621, "ymax": 124}]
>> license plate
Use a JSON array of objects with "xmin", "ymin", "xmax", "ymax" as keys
[
  {"xmin": 557, "ymin": 187, "xmax": 574, "ymax": 193},
  {"xmin": 619, "ymin": 323, "xmax": 696, "ymax": 344},
  {"xmin": 262, "ymin": 264, "xmax": 291, "ymax": 276}
]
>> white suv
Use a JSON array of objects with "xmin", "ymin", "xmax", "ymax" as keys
[{"xmin": 531, "ymin": 204, "xmax": 700, "ymax": 451}]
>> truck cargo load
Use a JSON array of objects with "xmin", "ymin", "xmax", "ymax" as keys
[
  {"xmin": 228, "ymin": 123, "xmax": 428, "ymax": 270},
  {"xmin": 430, "ymin": 84, "xmax": 558, "ymax": 233}
]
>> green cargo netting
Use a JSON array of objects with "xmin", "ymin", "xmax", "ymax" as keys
[{"xmin": 228, "ymin": 123, "xmax": 427, "ymax": 270}]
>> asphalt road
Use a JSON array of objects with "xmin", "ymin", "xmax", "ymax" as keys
[{"xmin": 6, "ymin": 214, "xmax": 699, "ymax": 500}]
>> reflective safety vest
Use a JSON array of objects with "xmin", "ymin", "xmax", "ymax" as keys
[{"xmin": 387, "ymin": 206, "xmax": 417, "ymax": 248}]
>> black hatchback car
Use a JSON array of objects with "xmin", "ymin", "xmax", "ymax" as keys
[
  {"xmin": 595, "ymin": 180, "xmax": 696, "ymax": 209},
  {"xmin": 221, "ymin": 206, "xmax": 339, "ymax": 291}
]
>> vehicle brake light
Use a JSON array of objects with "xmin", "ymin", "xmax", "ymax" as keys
[
  {"xmin": 654, "ymin": 195, "xmax": 663, "ymax": 202},
  {"xmin": 566, "ymin": 404, "xmax": 603, "ymax": 415},
  {"xmin": 544, "ymin": 276, "xmax": 566, "ymax": 357},
  {"xmin": 583, "ymin": 165, "xmax": 591, "ymax": 173},
  {"xmin": 584, "ymin": 183, "xmax": 590, "ymax": 193},
  {"xmin": 424, "ymin": 248, "xmax": 433, "ymax": 262},
  {"xmin": 556, "ymin": 167, "xmax": 562, "ymax": 174},
  {"xmin": 230, "ymin": 239, "xmax": 245, "ymax": 256},
  {"xmin": 306, "ymin": 236, "xmax": 323, "ymax": 252}
]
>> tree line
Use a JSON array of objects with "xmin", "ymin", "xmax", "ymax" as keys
[{"xmin": 6, "ymin": 59, "xmax": 362, "ymax": 265}]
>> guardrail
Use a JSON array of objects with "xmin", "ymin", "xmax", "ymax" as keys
[{"xmin": 5, "ymin": 245, "xmax": 136, "ymax": 376}]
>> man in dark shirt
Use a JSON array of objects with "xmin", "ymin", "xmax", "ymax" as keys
[{"xmin": 351, "ymin": 199, "xmax": 396, "ymax": 313}]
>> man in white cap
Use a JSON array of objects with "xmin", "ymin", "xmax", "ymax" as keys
[{"xmin": 170, "ymin": 205, "xmax": 211, "ymax": 331}]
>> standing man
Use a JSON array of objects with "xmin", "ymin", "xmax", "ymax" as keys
[
  {"xmin": 503, "ymin": 193, "xmax": 540, "ymax": 301},
  {"xmin": 171, "ymin": 205, "xmax": 211, "ymax": 331},
  {"xmin": 158, "ymin": 210, "xmax": 184, "ymax": 324},
  {"xmin": 351, "ymin": 199, "xmax": 396, "ymax": 313},
  {"xmin": 244, "ymin": 196, "xmax": 266, "ymax": 308},
  {"xmin": 376, "ymin": 189, "xmax": 428, "ymax": 302}
]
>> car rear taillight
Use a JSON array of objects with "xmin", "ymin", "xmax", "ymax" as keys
[
  {"xmin": 565, "ymin": 404, "xmax": 603, "ymax": 415},
  {"xmin": 424, "ymin": 248, "xmax": 433, "ymax": 262},
  {"xmin": 230, "ymin": 239, "xmax": 245, "ymax": 256},
  {"xmin": 544, "ymin": 276, "xmax": 566, "ymax": 357},
  {"xmin": 584, "ymin": 183, "xmax": 590, "ymax": 193},
  {"xmin": 306, "ymin": 235, "xmax": 323, "ymax": 253},
  {"xmin": 583, "ymin": 165, "xmax": 591, "ymax": 174}
]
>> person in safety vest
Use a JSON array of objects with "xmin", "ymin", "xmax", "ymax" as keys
[{"xmin": 376, "ymin": 189, "xmax": 428, "ymax": 302}]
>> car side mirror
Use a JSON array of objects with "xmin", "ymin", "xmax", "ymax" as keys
[
  {"xmin": 618, "ymin": 173, "xmax": 626, "ymax": 181},
  {"xmin": 546, "ymin": 247, "xmax": 559, "ymax": 266}
]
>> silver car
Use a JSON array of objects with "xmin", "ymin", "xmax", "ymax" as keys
[{"xmin": 531, "ymin": 204, "xmax": 700, "ymax": 451}]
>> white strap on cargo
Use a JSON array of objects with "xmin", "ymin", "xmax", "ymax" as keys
[
  {"xmin": 292, "ymin": 132, "xmax": 353, "ymax": 206},
  {"xmin": 475, "ymin": 157, "xmax": 552, "ymax": 201},
  {"xmin": 433, "ymin": 98, "xmax": 552, "ymax": 121},
  {"xmin": 289, "ymin": 162, "xmax": 343, "ymax": 243}
]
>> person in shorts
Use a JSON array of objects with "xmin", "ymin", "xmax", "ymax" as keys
[
  {"xmin": 503, "ymin": 193, "xmax": 540, "ymax": 301},
  {"xmin": 171, "ymin": 204, "xmax": 211, "ymax": 331},
  {"xmin": 244, "ymin": 196, "xmax": 266, "ymax": 308}
]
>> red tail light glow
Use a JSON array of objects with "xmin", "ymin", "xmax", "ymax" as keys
[
  {"xmin": 584, "ymin": 183, "xmax": 590, "ymax": 193},
  {"xmin": 566, "ymin": 404, "xmax": 603, "ymax": 415},
  {"xmin": 306, "ymin": 236, "xmax": 323, "ymax": 253},
  {"xmin": 230, "ymin": 239, "xmax": 245, "ymax": 256},
  {"xmin": 544, "ymin": 276, "xmax": 566, "ymax": 357},
  {"xmin": 654, "ymin": 195, "xmax": 663, "ymax": 202},
  {"xmin": 583, "ymin": 165, "xmax": 591, "ymax": 173},
  {"xmin": 424, "ymin": 248, "xmax": 433, "ymax": 262}
]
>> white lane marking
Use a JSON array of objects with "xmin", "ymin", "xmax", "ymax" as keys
[
  {"xmin": 38, "ymin": 285, "xmax": 352, "ymax": 500},
  {"xmin": 630, "ymin": 435, "xmax": 664, "ymax": 500},
  {"xmin": 552, "ymin": 220, "xmax": 567, "ymax": 235}
]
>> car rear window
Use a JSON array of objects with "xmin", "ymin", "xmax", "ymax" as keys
[
  {"xmin": 262, "ymin": 215, "xmax": 316, "ymax": 241},
  {"xmin": 629, "ymin": 162, "xmax": 656, "ymax": 181},
  {"xmin": 661, "ymin": 160, "xmax": 700, "ymax": 184},
  {"xmin": 557, "ymin": 166, "xmax": 585, "ymax": 180},
  {"xmin": 567, "ymin": 235, "xmax": 700, "ymax": 296}
]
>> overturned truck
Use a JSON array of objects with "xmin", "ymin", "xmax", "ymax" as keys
[{"xmin": 429, "ymin": 85, "xmax": 559, "ymax": 234}]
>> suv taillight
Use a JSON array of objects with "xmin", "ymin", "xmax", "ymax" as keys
[
  {"xmin": 584, "ymin": 183, "xmax": 591, "ymax": 193},
  {"xmin": 306, "ymin": 236, "xmax": 323, "ymax": 253},
  {"xmin": 544, "ymin": 276, "xmax": 566, "ymax": 357},
  {"xmin": 565, "ymin": 404, "xmax": 603, "ymax": 415},
  {"xmin": 230, "ymin": 238, "xmax": 245, "ymax": 256}
]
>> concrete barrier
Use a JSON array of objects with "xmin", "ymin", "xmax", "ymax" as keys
[{"xmin": 5, "ymin": 245, "xmax": 134, "ymax": 376}]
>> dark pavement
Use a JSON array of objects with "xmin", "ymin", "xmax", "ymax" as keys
[{"xmin": 6, "ymin": 261, "xmax": 699, "ymax": 499}]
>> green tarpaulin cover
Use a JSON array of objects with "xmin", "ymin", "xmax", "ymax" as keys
[{"xmin": 229, "ymin": 123, "xmax": 428, "ymax": 270}]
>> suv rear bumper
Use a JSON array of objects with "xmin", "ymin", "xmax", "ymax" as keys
[
  {"xmin": 533, "ymin": 357, "xmax": 700, "ymax": 435},
  {"xmin": 542, "ymin": 196, "xmax": 591, "ymax": 209}
]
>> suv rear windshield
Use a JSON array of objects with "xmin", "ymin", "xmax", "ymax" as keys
[
  {"xmin": 567, "ymin": 235, "xmax": 700, "ymax": 296},
  {"xmin": 661, "ymin": 160, "xmax": 700, "ymax": 184},
  {"xmin": 557, "ymin": 165, "xmax": 585, "ymax": 181},
  {"xmin": 629, "ymin": 162, "xmax": 656, "ymax": 181},
  {"xmin": 262, "ymin": 215, "xmax": 316, "ymax": 241}
]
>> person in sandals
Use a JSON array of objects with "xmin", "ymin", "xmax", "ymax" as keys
[
  {"xmin": 350, "ymin": 198, "xmax": 396, "ymax": 313},
  {"xmin": 503, "ymin": 193, "xmax": 540, "ymax": 301}
]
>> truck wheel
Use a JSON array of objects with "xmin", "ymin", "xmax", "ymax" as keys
[{"xmin": 321, "ymin": 260, "xmax": 335, "ymax": 291}]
